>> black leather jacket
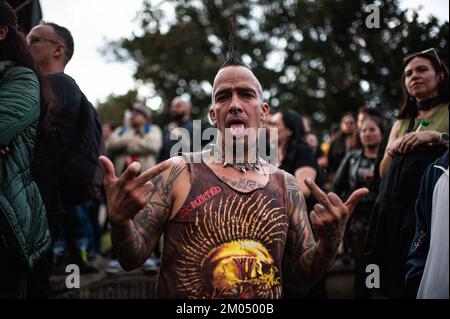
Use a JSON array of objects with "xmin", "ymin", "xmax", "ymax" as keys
[{"xmin": 332, "ymin": 149, "xmax": 364, "ymax": 200}]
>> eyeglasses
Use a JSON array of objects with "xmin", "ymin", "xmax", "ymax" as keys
[
  {"xmin": 26, "ymin": 35, "xmax": 60, "ymax": 46},
  {"xmin": 403, "ymin": 48, "xmax": 442, "ymax": 67}
]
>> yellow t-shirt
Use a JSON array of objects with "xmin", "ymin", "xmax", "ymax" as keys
[{"xmin": 398, "ymin": 103, "xmax": 449, "ymax": 138}]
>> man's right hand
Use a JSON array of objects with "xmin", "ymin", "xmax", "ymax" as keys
[{"xmin": 99, "ymin": 156, "xmax": 170, "ymax": 225}]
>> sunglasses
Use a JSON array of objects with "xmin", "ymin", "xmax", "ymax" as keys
[
  {"xmin": 403, "ymin": 48, "xmax": 442, "ymax": 67},
  {"xmin": 26, "ymin": 35, "xmax": 60, "ymax": 46}
]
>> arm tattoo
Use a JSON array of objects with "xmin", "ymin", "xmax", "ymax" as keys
[
  {"xmin": 286, "ymin": 173, "xmax": 315, "ymax": 257},
  {"xmin": 111, "ymin": 164, "xmax": 186, "ymax": 270},
  {"xmin": 285, "ymin": 173, "xmax": 337, "ymax": 288}
]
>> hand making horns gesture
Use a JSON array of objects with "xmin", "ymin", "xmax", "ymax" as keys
[
  {"xmin": 99, "ymin": 156, "xmax": 170, "ymax": 225},
  {"xmin": 305, "ymin": 178, "xmax": 369, "ymax": 249}
]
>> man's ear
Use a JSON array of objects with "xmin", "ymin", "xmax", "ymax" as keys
[
  {"xmin": 260, "ymin": 102, "xmax": 270, "ymax": 123},
  {"xmin": 53, "ymin": 43, "xmax": 65, "ymax": 59},
  {"xmin": 0, "ymin": 26, "xmax": 9, "ymax": 41},
  {"xmin": 209, "ymin": 106, "xmax": 217, "ymax": 126}
]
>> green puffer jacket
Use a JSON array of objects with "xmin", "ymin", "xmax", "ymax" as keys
[{"xmin": 0, "ymin": 60, "xmax": 50, "ymax": 271}]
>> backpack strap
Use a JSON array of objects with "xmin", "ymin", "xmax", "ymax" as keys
[
  {"xmin": 119, "ymin": 124, "xmax": 151, "ymax": 135},
  {"xmin": 118, "ymin": 126, "xmax": 128, "ymax": 136},
  {"xmin": 144, "ymin": 123, "xmax": 152, "ymax": 134}
]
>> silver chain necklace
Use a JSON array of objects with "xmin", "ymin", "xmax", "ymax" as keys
[{"xmin": 212, "ymin": 146, "xmax": 260, "ymax": 173}]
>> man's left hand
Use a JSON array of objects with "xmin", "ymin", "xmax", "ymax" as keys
[{"xmin": 305, "ymin": 178, "xmax": 369, "ymax": 251}]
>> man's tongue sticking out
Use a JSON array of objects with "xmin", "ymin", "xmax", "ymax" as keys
[{"xmin": 230, "ymin": 123, "xmax": 246, "ymax": 136}]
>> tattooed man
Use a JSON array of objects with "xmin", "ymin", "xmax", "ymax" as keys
[{"xmin": 100, "ymin": 56, "xmax": 368, "ymax": 299}]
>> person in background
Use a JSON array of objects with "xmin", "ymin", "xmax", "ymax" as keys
[
  {"xmin": 327, "ymin": 112, "xmax": 360, "ymax": 180},
  {"xmin": 306, "ymin": 132, "xmax": 328, "ymax": 170},
  {"xmin": 28, "ymin": 21, "xmax": 103, "ymax": 278},
  {"xmin": 320, "ymin": 122, "xmax": 340, "ymax": 186},
  {"xmin": 270, "ymin": 110, "xmax": 324, "ymax": 205},
  {"xmin": 379, "ymin": 49, "xmax": 448, "ymax": 178},
  {"xmin": 0, "ymin": 2, "xmax": 55, "ymax": 298},
  {"xmin": 101, "ymin": 121, "xmax": 117, "ymax": 168},
  {"xmin": 269, "ymin": 109, "xmax": 327, "ymax": 298},
  {"xmin": 333, "ymin": 116, "xmax": 384, "ymax": 200},
  {"xmin": 106, "ymin": 102, "xmax": 162, "ymax": 273},
  {"xmin": 365, "ymin": 48, "xmax": 449, "ymax": 298},
  {"xmin": 328, "ymin": 123, "xmax": 341, "ymax": 145},
  {"xmin": 102, "ymin": 123, "xmax": 114, "ymax": 146},
  {"xmin": 357, "ymin": 106, "xmax": 384, "ymax": 131},
  {"xmin": 107, "ymin": 102, "xmax": 162, "ymax": 176},
  {"xmin": 159, "ymin": 96, "xmax": 194, "ymax": 162},
  {"xmin": 406, "ymin": 150, "xmax": 448, "ymax": 299},
  {"xmin": 333, "ymin": 115, "xmax": 385, "ymax": 298},
  {"xmin": 259, "ymin": 111, "xmax": 277, "ymax": 165}
]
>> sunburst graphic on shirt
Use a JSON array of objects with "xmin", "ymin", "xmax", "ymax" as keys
[{"xmin": 176, "ymin": 192, "xmax": 288, "ymax": 299}]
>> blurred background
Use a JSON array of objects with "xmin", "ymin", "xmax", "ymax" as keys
[
  {"xmin": 6, "ymin": 0, "xmax": 449, "ymax": 299},
  {"xmin": 9, "ymin": 0, "xmax": 449, "ymax": 140}
]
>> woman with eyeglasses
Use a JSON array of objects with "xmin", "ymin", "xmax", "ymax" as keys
[
  {"xmin": 0, "ymin": 2, "xmax": 56, "ymax": 298},
  {"xmin": 364, "ymin": 48, "xmax": 449, "ymax": 299}
]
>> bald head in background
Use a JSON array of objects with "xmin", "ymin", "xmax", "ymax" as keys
[{"xmin": 170, "ymin": 97, "xmax": 192, "ymax": 123}]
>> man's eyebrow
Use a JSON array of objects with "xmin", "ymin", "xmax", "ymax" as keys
[
  {"xmin": 215, "ymin": 86, "xmax": 257, "ymax": 94},
  {"xmin": 215, "ymin": 87, "xmax": 231, "ymax": 94},
  {"xmin": 236, "ymin": 87, "xmax": 257, "ymax": 94},
  {"xmin": 213, "ymin": 86, "xmax": 259, "ymax": 101},
  {"xmin": 213, "ymin": 88, "xmax": 232, "ymax": 98}
]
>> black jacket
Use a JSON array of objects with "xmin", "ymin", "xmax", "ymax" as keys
[
  {"xmin": 364, "ymin": 144, "xmax": 447, "ymax": 298},
  {"xmin": 32, "ymin": 73, "xmax": 81, "ymax": 218},
  {"xmin": 333, "ymin": 149, "xmax": 364, "ymax": 200},
  {"xmin": 405, "ymin": 150, "xmax": 448, "ymax": 297}
]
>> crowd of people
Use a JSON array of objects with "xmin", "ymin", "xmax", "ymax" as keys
[{"xmin": 0, "ymin": 1, "xmax": 448, "ymax": 299}]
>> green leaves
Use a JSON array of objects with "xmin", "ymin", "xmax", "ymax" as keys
[
  {"xmin": 103, "ymin": 0, "xmax": 448, "ymax": 136},
  {"xmin": 97, "ymin": 90, "xmax": 138, "ymax": 125}
]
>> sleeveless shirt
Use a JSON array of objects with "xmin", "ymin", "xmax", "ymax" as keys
[
  {"xmin": 398, "ymin": 103, "xmax": 449, "ymax": 138},
  {"xmin": 156, "ymin": 154, "xmax": 289, "ymax": 299}
]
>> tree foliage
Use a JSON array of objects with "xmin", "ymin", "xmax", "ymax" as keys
[
  {"xmin": 105, "ymin": 0, "xmax": 449, "ymax": 135},
  {"xmin": 97, "ymin": 89, "xmax": 138, "ymax": 126}
]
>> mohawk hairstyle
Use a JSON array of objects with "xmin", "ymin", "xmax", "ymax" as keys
[{"xmin": 220, "ymin": 18, "xmax": 249, "ymax": 69}]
